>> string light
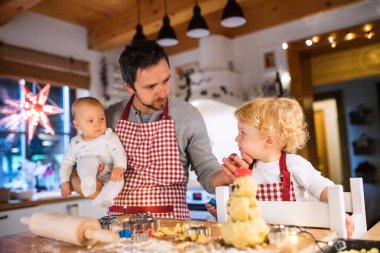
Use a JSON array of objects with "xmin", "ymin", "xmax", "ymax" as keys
[
  {"xmin": 282, "ymin": 23, "xmax": 376, "ymax": 49},
  {"xmin": 344, "ymin": 32, "xmax": 356, "ymax": 41}
]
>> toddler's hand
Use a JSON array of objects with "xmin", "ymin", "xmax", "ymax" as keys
[
  {"xmin": 345, "ymin": 213, "xmax": 355, "ymax": 239},
  {"xmin": 111, "ymin": 167, "xmax": 124, "ymax": 181},
  {"xmin": 60, "ymin": 182, "xmax": 72, "ymax": 198},
  {"xmin": 205, "ymin": 203, "xmax": 217, "ymax": 218}
]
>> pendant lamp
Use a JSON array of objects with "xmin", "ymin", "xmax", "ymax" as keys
[
  {"xmin": 187, "ymin": 1, "xmax": 209, "ymax": 38},
  {"xmin": 221, "ymin": 0, "xmax": 246, "ymax": 28},
  {"xmin": 157, "ymin": 0, "xmax": 178, "ymax": 46},
  {"xmin": 132, "ymin": 0, "xmax": 147, "ymax": 42}
]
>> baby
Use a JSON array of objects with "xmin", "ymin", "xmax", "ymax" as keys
[{"xmin": 59, "ymin": 97, "xmax": 126, "ymax": 208}]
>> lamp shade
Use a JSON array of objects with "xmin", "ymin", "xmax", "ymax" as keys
[
  {"xmin": 132, "ymin": 23, "xmax": 147, "ymax": 42},
  {"xmin": 157, "ymin": 15, "xmax": 178, "ymax": 46},
  {"xmin": 187, "ymin": 4, "xmax": 210, "ymax": 38},
  {"xmin": 221, "ymin": 0, "xmax": 246, "ymax": 28}
]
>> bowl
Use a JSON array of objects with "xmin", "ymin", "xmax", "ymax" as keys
[{"xmin": 10, "ymin": 189, "xmax": 35, "ymax": 201}]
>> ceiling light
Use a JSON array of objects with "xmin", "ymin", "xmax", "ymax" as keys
[
  {"xmin": 132, "ymin": 24, "xmax": 147, "ymax": 42},
  {"xmin": 305, "ymin": 39, "xmax": 313, "ymax": 46},
  {"xmin": 132, "ymin": 0, "xmax": 147, "ymax": 43},
  {"xmin": 157, "ymin": 0, "xmax": 178, "ymax": 46},
  {"xmin": 187, "ymin": 2, "xmax": 210, "ymax": 38},
  {"xmin": 221, "ymin": 0, "xmax": 246, "ymax": 28}
]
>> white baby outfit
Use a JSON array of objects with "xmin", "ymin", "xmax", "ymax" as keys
[{"xmin": 59, "ymin": 128, "xmax": 127, "ymax": 208}]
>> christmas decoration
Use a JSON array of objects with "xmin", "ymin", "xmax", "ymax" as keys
[{"xmin": 0, "ymin": 79, "xmax": 63, "ymax": 142}]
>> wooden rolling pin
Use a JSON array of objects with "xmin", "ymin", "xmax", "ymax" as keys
[{"xmin": 20, "ymin": 211, "xmax": 119, "ymax": 246}]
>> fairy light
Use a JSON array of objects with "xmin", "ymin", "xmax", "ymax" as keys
[
  {"xmin": 365, "ymin": 31, "xmax": 375, "ymax": 39},
  {"xmin": 344, "ymin": 32, "xmax": 356, "ymax": 41},
  {"xmin": 282, "ymin": 42, "xmax": 288, "ymax": 50},
  {"xmin": 305, "ymin": 39, "xmax": 313, "ymax": 46},
  {"xmin": 363, "ymin": 24, "xmax": 373, "ymax": 32},
  {"xmin": 312, "ymin": 36, "xmax": 320, "ymax": 44}
]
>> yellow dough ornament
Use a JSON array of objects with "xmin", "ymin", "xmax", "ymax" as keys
[{"xmin": 221, "ymin": 168, "xmax": 269, "ymax": 249}]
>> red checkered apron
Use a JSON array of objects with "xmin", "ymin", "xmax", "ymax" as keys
[
  {"xmin": 255, "ymin": 153, "xmax": 296, "ymax": 201},
  {"xmin": 109, "ymin": 95, "xmax": 190, "ymax": 219}
]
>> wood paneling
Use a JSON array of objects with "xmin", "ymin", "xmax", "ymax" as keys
[
  {"xmin": 0, "ymin": 0, "xmax": 43, "ymax": 26},
  {"xmin": 23, "ymin": 0, "xmax": 363, "ymax": 53},
  {"xmin": 312, "ymin": 43, "xmax": 380, "ymax": 85}
]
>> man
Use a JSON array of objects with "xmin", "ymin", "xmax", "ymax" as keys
[{"xmin": 71, "ymin": 40, "xmax": 243, "ymax": 219}]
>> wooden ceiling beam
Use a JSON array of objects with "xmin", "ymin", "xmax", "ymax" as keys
[
  {"xmin": 88, "ymin": 0, "xmax": 247, "ymax": 51},
  {"xmin": 0, "ymin": 0, "xmax": 44, "ymax": 26}
]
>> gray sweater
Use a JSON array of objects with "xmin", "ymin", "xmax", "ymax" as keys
[{"xmin": 106, "ymin": 96, "xmax": 220, "ymax": 194}]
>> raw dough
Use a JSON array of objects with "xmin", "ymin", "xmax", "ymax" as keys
[{"xmin": 222, "ymin": 173, "xmax": 269, "ymax": 249}]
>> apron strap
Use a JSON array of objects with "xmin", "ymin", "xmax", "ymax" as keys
[
  {"xmin": 279, "ymin": 152, "xmax": 291, "ymax": 201},
  {"xmin": 121, "ymin": 94, "xmax": 170, "ymax": 121},
  {"xmin": 109, "ymin": 205, "xmax": 174, "ymax": 214}
]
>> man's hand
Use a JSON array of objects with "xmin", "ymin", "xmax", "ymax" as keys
[
  {"xmin": 70, "ymin": 163, "xmax": 105, "ymax": 198},
  {"xmin": 212, "ymin": 152, "xmax": 254, "ymax": 188},
  {"xmin": 346, "ymin": 213, "xmax": 355, "ymax": 239},
  {"xmin": 110, "ymin": 167, "xmax": 124, "ymax": 181},
  {"xmin": 60, "ymin": 182, "xmax": 72, "ymax": 198}
]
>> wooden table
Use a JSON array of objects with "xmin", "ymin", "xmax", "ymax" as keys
[
  {"xmin": 0, "ymin": 217, "xmax": 348, "ymax": 253},
  {"xmin": 361, "ymin": 221, "xmax": 380, "ymax": 241}
]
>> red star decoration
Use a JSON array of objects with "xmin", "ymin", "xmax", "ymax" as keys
[{"xmin": 0, "ymin": 80, "xmax": 64, "ymax": 142}]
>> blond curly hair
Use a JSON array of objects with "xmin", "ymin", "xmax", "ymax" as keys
[{"xmin": 234, "ymin": 97, "xmax": 309, "ymax": 153}]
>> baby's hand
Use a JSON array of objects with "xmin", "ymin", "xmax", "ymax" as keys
[
  {"xmin": 345, "ymin": 213, "xmax": 355, "ymax": 239},
  {"xmin": 60, "ymin": 182, "xmax": 72, "ymax": 198},
  {"xmin": 110, "ymin": 167, "xmax": 124, "ymax": 181}
]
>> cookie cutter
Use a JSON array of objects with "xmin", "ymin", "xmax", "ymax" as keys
[
  {"xmin": 99, "ymin": 216, "xmax": 118, "ymax": 231},
  {"xmin": 132, "ymin": 230, "xmax": 149, "ymax": 243},
  {"xmin": 186, "ymin": 225, "xmax": 211, "ymax": 238},
  {"xmin": 127, "ymin": 214, "xmax": 160, "ymax": 238}
]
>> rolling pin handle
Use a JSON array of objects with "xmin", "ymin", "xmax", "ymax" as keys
[
  {"xmin": 20, "ymin": 217, "xmax": 30, "ymax": 225},
  {"xmin": 85, "ymin": 227, "xmax": 120, "ymax": 243}
]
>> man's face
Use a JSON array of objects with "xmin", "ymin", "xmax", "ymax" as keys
[{"xmin": 130, "ymin": 59, "xmax": 171, "ymax": 113}]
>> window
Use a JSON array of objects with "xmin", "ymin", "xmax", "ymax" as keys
[{"xmin": 0, "ymin": 77, "xmax": 75, "ymax": 191}]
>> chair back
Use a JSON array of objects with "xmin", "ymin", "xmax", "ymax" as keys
[{"xmin": 215, "ymin": 178, "xmax": 367, "ymax": 239}]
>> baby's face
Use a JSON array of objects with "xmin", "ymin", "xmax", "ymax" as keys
[
  {"xmin": 73, "ymin": 104, "xmax": 106, "ymax": 141},
  {"xmin": 235, "ymin": 121, "xmax": 267, "ymax": 161}
]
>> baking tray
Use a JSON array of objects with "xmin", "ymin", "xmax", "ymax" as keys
[{"xmin": 326, "ymin": 239, "xmax": 380, "ymax": 253}]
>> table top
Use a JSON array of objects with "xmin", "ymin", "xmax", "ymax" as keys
[
  {"xmin": 361, "ymin": 221, "xmax": 380, "ymax": 241},
  {"xmin": 0, "ymin": 218, "xmax": 345, "ymax": 253}
]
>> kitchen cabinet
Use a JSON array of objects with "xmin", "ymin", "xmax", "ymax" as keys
[
  {"xmin": 0, "ymin": 206, "xmax": 39, "ymax": 237},
  {"xmin": 0, "ymin": 199, "xmax": 107, "ymax": 237}
]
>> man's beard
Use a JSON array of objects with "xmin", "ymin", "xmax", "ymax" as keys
[{"xmin": 135, "ymin": 93, "xmax": 167, "ymax": 111}]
